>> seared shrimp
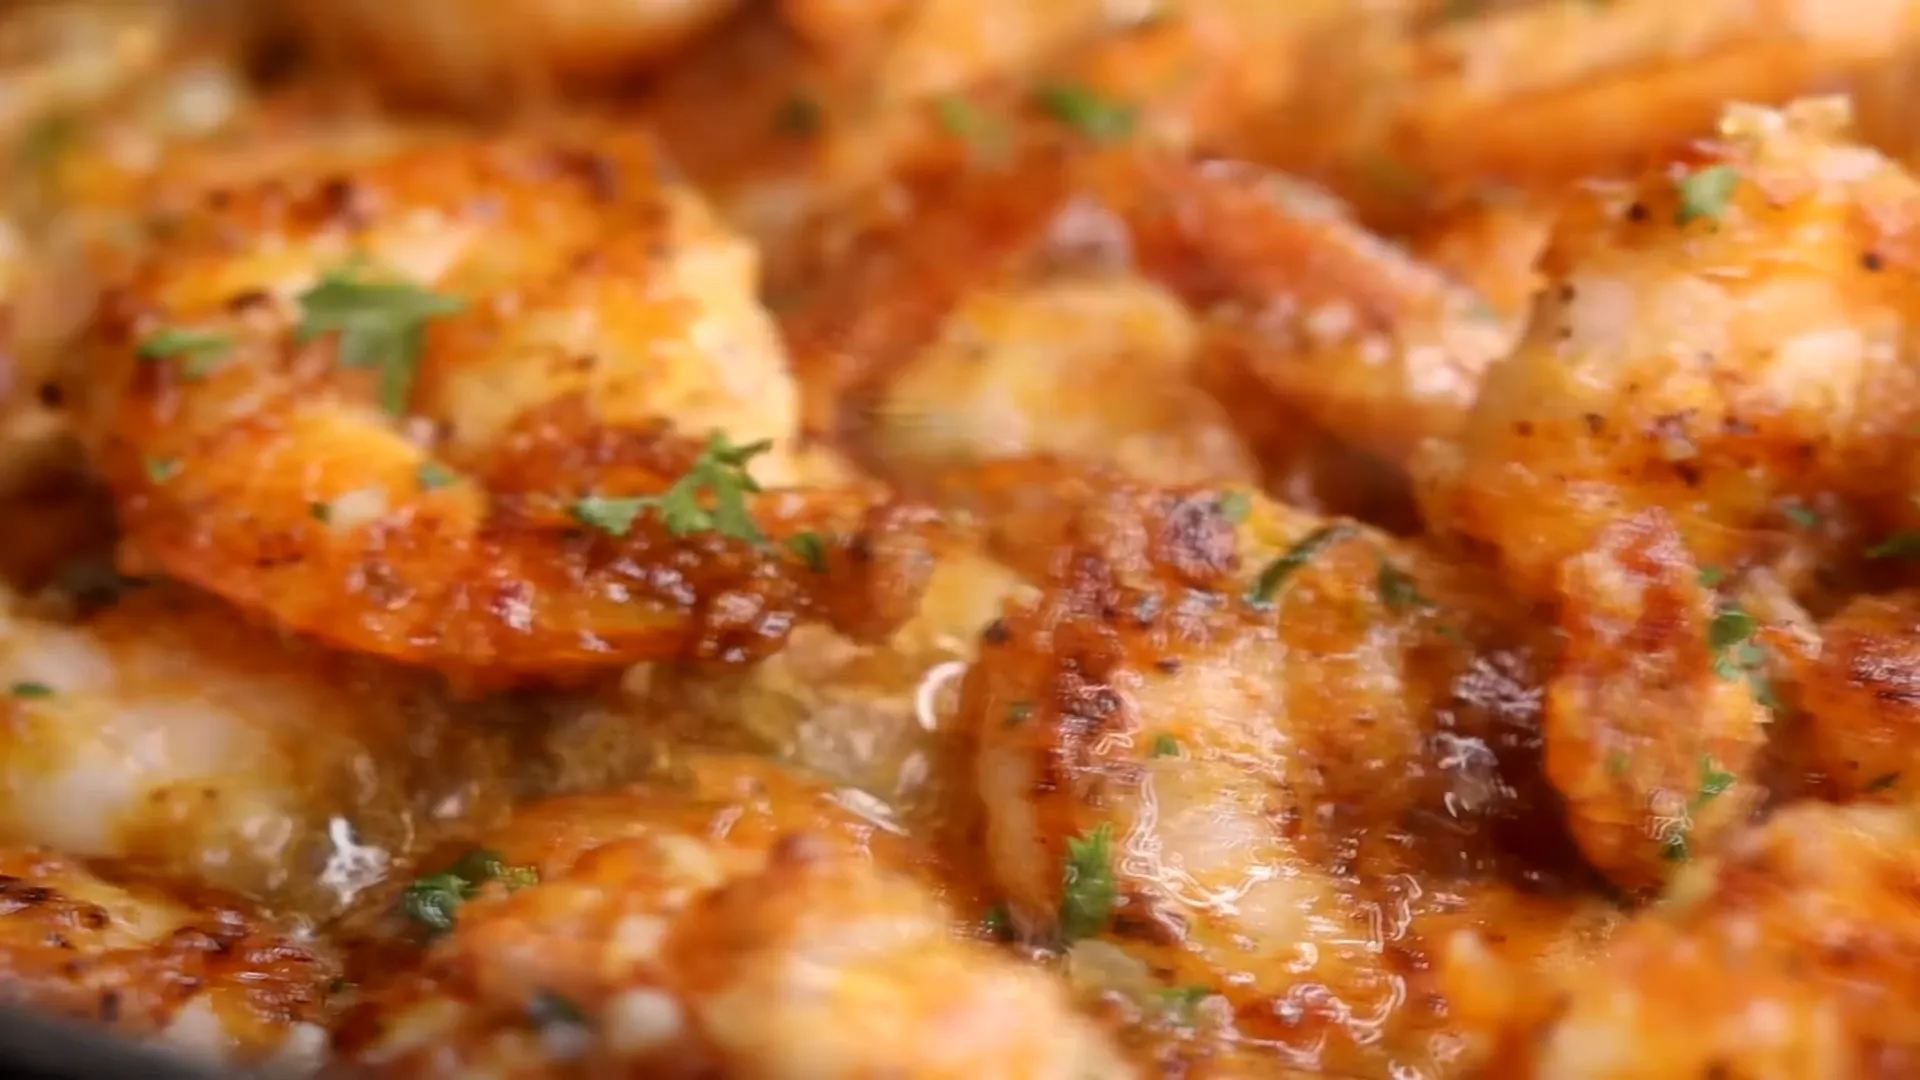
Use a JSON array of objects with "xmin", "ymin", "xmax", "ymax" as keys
[
  {"xmin": 783, "ymin": 147, "xmax": 1509, "ymax": 472},
  {"xmin": 1543, "ymin": 511, "xmax": 1769, "ymax": 892},
  {"xmin": 337, "ymin": 752, "xmax": 1131, "ymax": 1078},
  {"xmin": 1791, "ymin": 590, "xmax": 1920, "ymax": 802},
  {"xmin": 0, "ymin": 846, "xmax": 337, "ymax": 1072},
  {"xmin": 0, "ymin": 584, "xmax": 530, "ymax": 915},
  {"xmin": 69, "ymin": 129, "xmax": 939, "ymax": 687},
  {"xmin": 281, "ymin": 0, "xmax": 744, "ymax": 108},
  {"xmin": 962, "ymin": 479, "xmax": 1580, "ymax": 1075},
  {"xmin": 1448, "ymin": 803, "xmax": 1920, "ymax": 1079},
  {"xmin": 1421, "ymin": 98, "xmax": 1920, "ymax": 604}
]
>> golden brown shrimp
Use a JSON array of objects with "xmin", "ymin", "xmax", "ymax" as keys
[
  {"xmin": 960, "ymin": 477, "xmax": 1592, "ymax": 1075},
  {"xmin": 67, "ymin": 128, "xmax": 940, "ymax": 688},
  {"xmin": 1420, "ymin": 98, "xmax": 1920, "ymax": 605},
  {"xmin": 1790, "ymin": 590, "xmax": 1920, "ymax": 803},
  {"xmin": 1542, "ymin": 511, "xmax": 1769, "ymax": 892},
  {"xmin": 781, "ymin": 146, "xmax": 1510, "ymax": 475},
  {"xmin": 1448, "ymin": 802, "xmax": 1920, "ymax": 1080},
  {"xmin": 335, "ymin": 753, "xmax": 1132, "ymax": 1078},
  {"xmin": 279, "ymin": 0, "xmax": 745, "ymax": 109},
  {"xmin": 0, "ymin": 846, "xmax": 337, "ymax": 1072}
]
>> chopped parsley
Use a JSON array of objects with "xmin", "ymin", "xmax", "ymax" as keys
[
  {"xmin": 143, "ymin": 457, "xmax": 181, "ymax": 483},
  {"xmin": 1157, "ymin": 985, "xmax": 1211, "ymax": 1025},
  {"xmin": 136, "ymin": 327, "xmax": 233, "ymax": 379},
  {"xmin": 1866, "ymin": 771, "xmax": 1902, "ymax": 793},
  {"xmin": 1217, "ymin": 490, "xmax": 1251, "ymax": 524},
  {"xmin": 1707, "ymin": 604, "xmax": 1777, "ymax": 708},
  {"xmin": 1696, "ymin": 564, "xmax": 1726, "ymax": 588},
  {"xmin": 568, "ymin": 431, "xmax": 772, "ymax": 543},
  {"xmin": 1605, "ymin": 750, "xmax": 1629, "ymax": 776},
  {"xmin": 774, "ymin": 94, "xmax": 822, "ymax": 136},
  {"xmin": 1782, "ymin": 503, "xmax": 1820, "ymax": 529},
  {"xmin": 981, "ymin": 903, "xmax": 1013, "ymax": 940},
  {"xmin": 416, "ymin": 461, "xmax": 457, "ymax": 491},
  {"xmin": 1246, "ymin": 523, "xmax": 1357, "ymax": 605},
  {"xmin": 1149, "ymin": 734, "xmax": 1181, "ymax": 758},
  {"xmin": 7, "ymin": 681, "xmax": 53, "ymax": 698},
  {"xmin": 1033, "ymin": 84, "xmax": 1136, "ymax": 142},
  {"xmin": 1375, "ymin": 558, "xmax": 1432, "ymax": 612},
  {"xmin": 399, "ymin": 848, "xmax": 539, "ymax": 934},
  {"xmin": 1663, "ymin": 756, "xmax": 1736, "ymax": 863},
  {"xmin": 1005, "ymin": 701, "xmax": 1033, "ymax": 726},
  {"xmin": 1674, "ymin": 164, "xmax": 1740, "ymax": 226},
  {"xmin": 1868, "ymin": 531, "xmax": 1920, "ymax": 559},
  {"xmin": 308, "ymin": 500, "xmax": 332, "ymax": 524},
  {"xmin": 294, "ymin": 269, "xmax": 466, "ymax": 416},
  {"xmin": 785, "ymin": 531, "xmax": 827, "ymax": 573},
  {"xmin": 1057, "ymin": 823, "xmax": 1117, "ymax": 942}
]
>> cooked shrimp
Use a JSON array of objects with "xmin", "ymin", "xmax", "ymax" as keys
[
  {"xmin": 1791, "ymin": 591, "xmax": 1920, "ymax": 802},
  {"xmin": 1448, "ymin": 802, "xmax": 1920, "ymax": 1080},
  {"xmin": 862, "ymin": 272, "xmax": 1259, "ymax": 490},
  {"xmin": 0, "ymin": 584, "xmax": 528, "ymax": 915},
  {"xmin": 1420, "ymin": 98, "xmax": 1920, "ymax": 604},
  {"xmin": 782, "ymin": 147, "xmax": 1509, "ymax": 471},
  {"xmin": 1281, "ymin": 0, "xmax": 1920, "ymax": 229},
  {"xmin": 68, "ymin": 129, "xmax": 940, "ymax": 687},
  {"xmin": 281, "ymin": 0, "xmax": 745, "ymax": 108},
  {"xmin": 0, "ymin": 846, "xmax": 337, "ymax": 1073},
  {"xmin": 1543, "ymin": 511, "xmax": 1769, "ymax": 892},
  {"xmin": 962, "ymin": 479, "xmax": 1581, "ymax": 1074},
  {"xmin": 336, "ymin": 753, "xmax": 1131, "ymax": 1078}
]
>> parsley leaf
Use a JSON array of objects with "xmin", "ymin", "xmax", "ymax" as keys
[
  {"xmin": 981, "ymin": 903, "xmax": 1013, "ymax": 941},
  {"xmin": 398, "ymin": 848, "xmax": 538, "ymax": 934},
  {"xmin": 1605, "ymin": 750, "xmax": 1629, "ymax": 776},
  {"xmin": 1376, "ymin": 558, "xmax": 1432, "ymax": 612},
  {"xmin": 1149, "ymin": 733, "xmax": 1180, "ymax": 758},
  {"xmin": 1692, "ymin": 755, "xmax": 1735, "ymax": 809},
  {"xmin": 1696, "ymin": 564, "xmax": 1726, "ymax": 588},
  {"xmin": 1033, "ymin": 84, "xmax": 1136, "ymax": 142},
  {"xmin": 1868, "ymin": 531, "xmax": 1920, "ymax": 559},
  {"xmin": 1707, "ymin": 603, "xmax": 1779, "ymax": 709},
  {"xmin": 786, "ymin": 531, "xmax": 827, "ymax": 573},
  {"xmin": 137, "ymin": 327, "xmax": 233, "ymax": 379},
  {"xmin": 568, "ymin": 431, "xmax": 772, "ymax": 544},
  {"xmin": 1866, "ymin": 771, "xmax": 1902, "ymax": 793},
  {"xmin": 1782, "ymin": 503, "xmax": 1820, "ymax": 529},
  {"xmin": 1661, "ymin": 833, "xmax": 1689, "ymax": 862},
  {"xmin": 1674, "ymin": 164, "xmax": 1740, "ymax": 226},
  {"xmin": 8, "ymin": 681, "xmax": 53, "ymax": 698},
  {"xmin": 1217, "ymin": 490, "xmax": 1251, "ymax": 524},
  {"xmin": 1057, "ymin": 823, "xmax": 1117, "ymax": 942},
  {"xmin": 294, "ymin": 270, "xmax": 466, "ymax": 417},
  {"xmin": 416, "ymin": 461, "xmax": 457, "ymax": 491},
  {"xmin": 1005, "ymin": 701, "xmax": 1033, "ymax": 726},
  {"xmin": 1247, "ymin": 523, "xmax": 1357, "ymax": 605},
  {"xmin": 143, "ymin": 457, "xmax": 181, "ymax": 483},
  {"xmin": 1157, "ymin": 985, "xmax": 1211, "ymax": 1025}
]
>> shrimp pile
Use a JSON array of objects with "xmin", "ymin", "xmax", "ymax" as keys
[{"xmin": 6, "ymin": 2, "xmax": 1920, "ymax": 1079}]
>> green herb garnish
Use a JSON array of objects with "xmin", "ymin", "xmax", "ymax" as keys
[
  {"xmin": 1868, "ymin": 531, "xmax": 1920, "ymax": 559},
  {"xmin": 774, "ymin": 94, "xmax": 822, "ymax": 136},
  {"xmin": 1149, "ymin": 734, "xmax": 1181, "ymax": 758},
  {"xmin": 1866, "ymin": 771, "xmax": 1902, "ymax": 793},
  {"xmin": 1246, "ymin": 524, "xmax": 1357, "ymax": 605},
  {"xmin": 1375, "ymin": 558, "xmax": 1432, "ymax": 612},
  {"xmin": 7, "ymin": 681, "xmax": 52, "ymax": 698},
  {"xmin": 143, "ymin": 457, "xmax": 181, "ymax": 483},
  {"xmin": 1033, "ymin": 84, "xmax": 1136, "ymax": 142},
  {"xmin": 1057, "ymin": 823, "xmax": 1117, "ymax": 942},
  {"xmin": 568, "ymin": 431, "xmax": 772, "ymax": 543},
  {"xmin": 398, "ymin": 848, "xmax": 538, "ymax": 934},
  {"xmin": 786, "ymin": 531, "xmax": 827, "ymax": 573},
  {"xmin": 416, "ymin": 461, "xmax": 457, "ymax": 491},
  {"xmin": 137, "ymin": 327, "xmax": 234, "ymax": 379},
  {"xmin": 1217, "ymin": 490, "xmax": 1251, "ymax": 524},
  {"xmin": 1674, "ymin": 164, "xmax": 1740, "ymax": 226},
  {"xmin": 294, "ymin": 269, "xmax": 466, "ymax": 416}
]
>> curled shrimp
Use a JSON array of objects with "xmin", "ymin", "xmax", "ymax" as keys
[
  {"xmin": 68, "ymin": 129, "xmax": 941, "ymax": 688},
  {"xmin": 781, "ymin": 146, "xmax": 1510, "ymax": 471}
]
